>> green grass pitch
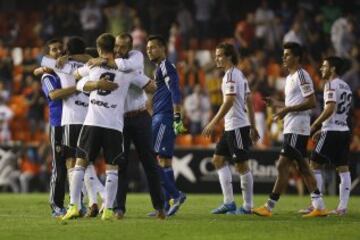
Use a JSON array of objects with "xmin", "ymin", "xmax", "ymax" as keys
[{"xmin": 0, "ymin": 194, "xmax": 359, "ymax": 240}]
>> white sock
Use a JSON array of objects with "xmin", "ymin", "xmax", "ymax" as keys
[
  {"xmin": 84, "ymin": 165, "xmax": 98, "ymax": 206},
  {"xmin": 310, "ymin": 192, "xmax": 325, "ymax": 210},
  {"xmin": 240, "ymin": 171, "xmax": 253, "ymax": 211},
  {"xmin": 104, "ymin": 170, "xmax": 118, "ymax": 209},
  {"xmin": 70, "ymin": 165, "xmax": 85, "ymax": 208},
  {"xmin": 217, "ymin": 165, "xmax": 234, "ymax": 204},
  {"xmin": 338, "ymin": 171, "xmax": 351, "ymax": 210},
  {"xmin": 67, "ymin": 168, "xmax": 74, "ymax": 193},
  {"xmin": 313, "ymin": 169, "xmax": 323, "ymax": 193}
]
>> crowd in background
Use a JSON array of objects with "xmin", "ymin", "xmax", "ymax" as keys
[{"xmin": 0, "ymin": 0, "xmax": 359, "ymax": 192}]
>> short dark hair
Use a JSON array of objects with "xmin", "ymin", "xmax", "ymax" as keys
[
  {"xmin": 324, "ymin": 56, "xmax": 350, "ymax": 76},
  {"xmin": 45, "ymin": 38, "xmax": 62, "ymax": 54},
  {"xmin": 283, "ymin": 42, "xmax": 303, "ymax": 62},
  {"xmin": 96, "ymin": 33, "xmax": 115, "ymax": 53},
  {"xmin": 66, "ymin": 36, "xmax": 86, "ymax": 55},
  {"xmin": 117, "ymin": 33, "xmax": 133, "ymax": 48},
  {"xmin": 147, "ymin": 35, "xmax": 167, "ymax": 48},
  {"xmin": 216, "ymin": 42, "xmax": 239, "ymax": 65},
  {"xmin": 85, "ymin": 47, "xmax": 99, "ymax": 58}
]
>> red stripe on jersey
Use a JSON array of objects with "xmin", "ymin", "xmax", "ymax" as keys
[
  {"xmin": 226, "ymin": 67, "xmax": 235, "ymax": 83},
  {"xmin": 327, "ymin": 82, "xmax": 335, "ymax": 91}
]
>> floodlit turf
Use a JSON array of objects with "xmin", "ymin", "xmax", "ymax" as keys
[{"xmin": 0, "ymin": 194, "xmax": 359, "ymax": 240}]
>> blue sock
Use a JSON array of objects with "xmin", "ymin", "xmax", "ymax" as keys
[{"xmin": 159, "ymin": 166, "xmax": 180, "ymax": 199}]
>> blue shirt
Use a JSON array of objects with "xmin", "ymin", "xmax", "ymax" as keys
[
  {"xmin": 152, "ymin": 59, "xmax": 181, "ymax": 116},
  {"xmin": 41, "ymin": 73, "xmax": 62, "ymax": 127}
]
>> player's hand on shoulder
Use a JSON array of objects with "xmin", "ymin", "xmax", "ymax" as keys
[
  {"xmin": 34, "ymin": 66, "xmax": 53, "ymax": 76},
  {"xmin": 97, "ymin": 78, "xmax": 118, "ymax": 91},
  {"xmin": 56, "ymin": 55, "xmax": 69, "ymax": 69}
]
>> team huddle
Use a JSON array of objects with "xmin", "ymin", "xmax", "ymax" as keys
[{"xmin": 37, "ymin": 32, "xmax": 352, "ymax": 221}]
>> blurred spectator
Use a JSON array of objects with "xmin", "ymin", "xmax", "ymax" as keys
[
  {"xmin": 168, "ymin": 22, "xmax": 181, "ymax": 63},
  {"xmin": 331, "ymin": 16, "xmax": 356, "ymax": 58},
  {"xmin": 80, "ymin": 0, "xmax": 103, "ymax": 46},
  {"xmin": 234, "ymin": 13, "xmax": 255, "ymax": 53},
  {"xmin": 176, "ymin": 2, "xmax": 194, "ymax": 50},
  {"xmin": 131, "ymin": 17, "xmax": 147, "ymax": 51},
  {"xmin": 194, "ymin": 0, "xmax": 215, "ymax": 41},
  {"xmin": 0, "ymin": 82, "xmax": 10, "ymax": 102},
  {"xmin": 24, "ymin": 79, "xmax": 46, "ymax": 136},
  {"xmin": 184, "ymin": 85, "xmax": 211, "ymax": 135},
  {"xmin": 0, "ymin": 42, "xmax": 13, "ymax": 89},
  {"xmin": 254, "ymin": 0, "xmax": 275, "ymax": 49},
  {"xmin": 320, "ymin": 0, "xmax": 342, "ymax": 34},
  {"xmin": 22, "ymin": 47, "xmax": 38, "ymax": 78},
  {"xmin": 0, "ymin": 97, "xmax": 14, "ymax": 143},
  {"xmin": 104, "ymin": 1, "xmax": 134, "ymax": 36},
  {"xmin": 283, "ymin": 21, "xmax": 304, "ymax": 45}
]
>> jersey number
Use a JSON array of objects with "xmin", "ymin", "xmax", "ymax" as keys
[
  {"xmin": 97, "ymin": 72, "xmax": 115, "ymax": 96},
  {"xmin": 337, "ymin": 92, "xmax": 352, "ymax": 115}
]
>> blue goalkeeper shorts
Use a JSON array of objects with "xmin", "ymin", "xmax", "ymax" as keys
[{"xmin": 152, "ymin": 113, "xmax": 175, "ymax": 158}]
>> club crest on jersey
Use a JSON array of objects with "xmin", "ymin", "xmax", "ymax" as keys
[{"xmin": 302, "ymin": 85, "xmax": 312, "ymax": 93}]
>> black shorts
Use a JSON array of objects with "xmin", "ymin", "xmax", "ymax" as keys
[
  {"xmin": 62, "ymin": 124, "xmax": 82, "ymax": 158},
  {"xmin": 311, "ymin": 131, "xmax": 350, "ymax": 167},
  {"xmin": 215, "ymin": 126, "xmax": 251, "ymax": 163},
  {"xmin": 280, "ymin": 133, "xmax": 308, "ymax": 161},
  {"xmin": 76, "ymin": 125, "xmax": 124, "ymax": 165}
]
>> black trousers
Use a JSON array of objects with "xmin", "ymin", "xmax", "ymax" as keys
[
  {"xmin": 116, "ymin": 110, "xmax": 164, "ymax": 212},
  {"xmin": 49, "ymin": 126, "xmax": 67, "ymax": 209}
]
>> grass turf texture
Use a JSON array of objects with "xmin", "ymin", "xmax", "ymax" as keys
[{"xmin": 0, "ymin": 194, "xmax": 359, "ymax": 240}]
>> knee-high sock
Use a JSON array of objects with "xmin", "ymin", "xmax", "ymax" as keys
[
  {"xmin": 105, "ymin": 170, "xmax": 118, "ymax": 209},
  {"xmin": 311, "ymin": 189, "xmax": 325, "ymax": 210},
  {"xmin": 70, "ymin": 165, "xmax": 85, "ymax": 208},
  {"xmin": 313, "ymin": 169, "xmax": 323, "ymax": 193},
  {"xmin": 217, "ymin": 165, "xmax": 234, "ymax": 204},
  {"xmin": 338, "ymin": 171, "xmax": 351, "ymax": 210},
  {"xmin": 160, "ymin": 167, "xmax": 180, "ymax": 199},
  {"xmin": 84, "ymin": 165, "xmax": 98, "ymax": 206},
  {"xmin": 240, "ymin": 171, "xmax": 253, "ymax": 211},
  {"xmin": 67, "ymin": 168, "xmax": 74, "ymax": 193}
]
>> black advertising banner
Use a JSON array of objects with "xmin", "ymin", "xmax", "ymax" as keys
[{"xmin": 127, "ymin": 149, "xmax": 360, "ymax": 194}]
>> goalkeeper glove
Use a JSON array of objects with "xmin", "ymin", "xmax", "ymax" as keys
[{"xmin": 173, "ymin": 113, "xmax": 187, "ymax": 135}]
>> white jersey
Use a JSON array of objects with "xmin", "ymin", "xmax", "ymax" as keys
[
  {"xmin": 222, "ymin": 67, "xmax": 250, "ymax": 131},
  {"xmin": 115, "ymin": 50, "xmax": 148, "ymax": 112},
  {"xmin": 322, "ymin": 78, "xmax": 352, "ymax": 131},
  {"xmin": 284, "ymin": 68, "xmax": 314, "ymax": 135},
  {"xmin": 41, "ymin": 57, "xmax": 89, "ymax": 125},
  {"xmin": 77, "ymin": 64, "xmax": 149, "ymax": 132}
]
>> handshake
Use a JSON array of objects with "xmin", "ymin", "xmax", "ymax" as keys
[{"xmin": 173, "ymin": 113, "xmax": 187, "ymax": 135}]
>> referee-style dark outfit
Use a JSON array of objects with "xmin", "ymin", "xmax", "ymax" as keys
[{"xmin": 115, "ymin": 93, "xmax": 164, "ymax": 214}]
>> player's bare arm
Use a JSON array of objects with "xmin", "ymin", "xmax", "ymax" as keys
[
  {"xmin": 33, "ymin": 66, "xmax": 53, "ymax": 76},
  {"xmin": 48, "ymin": 86, "xmax": 77, "ymax": 101},
  {"xmin": 274, "ymin": 93, "xmax": 316, "ymax": 121},
  {"xmin": 82, "ymin": 78, "xmax": 119, "ymax": 92},
  {"xmin": 246, "ymin": 94, "xmax": 260, "ymax": 143},
  {"xmin": 310, "ymin": 102, "xmax": 336, "ymax": 135},
  {"xmin": 202, "ymin": 95, "xmax": 235, "ymax": 137},
  {"xmin": 264, "ymin": 96, "xmax": 285, "ymax": 108},
  {"xmin": 143, "ymin": 79, "xmax": 157, "ymax": 93}
]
